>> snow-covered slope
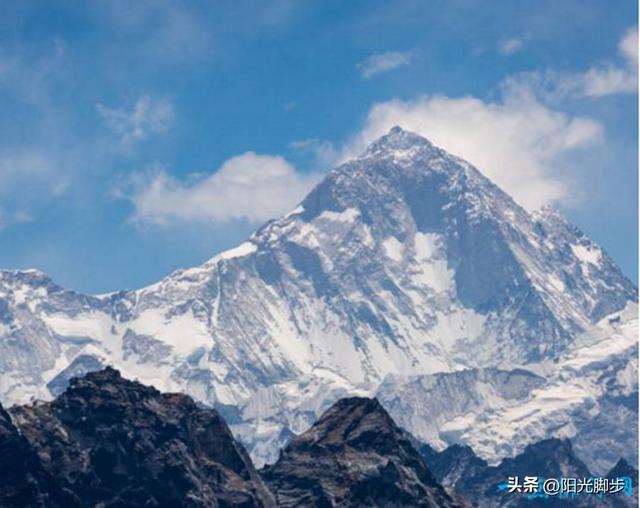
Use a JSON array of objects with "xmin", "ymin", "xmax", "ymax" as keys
[
  {"xmin": 377, "ymin": 302, "xmax": 638, "ymax": 474},
  {"xmin": 0, "ymin": 127, "xmax": 636, "ymax": 469}
]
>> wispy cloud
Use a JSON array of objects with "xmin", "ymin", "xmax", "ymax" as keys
[
  {"xmin": 498, "ymin": 37, "xmax": 523, "ymax": 55},
  {"xmin": 505, "ymin": 26, "xmax": 638, "ymax": 99},
  {"xmin": 0, "ymin": 150, "xmax": 54, "ymax": 229},
  {"xmin": 288, "ymin": 138, "xmax": 339, "ymax": 169},
  {"xmin": 0, "ymin": 149, "xmax": 69, "ymax": 204},
  {"xmin": 357, "ymin": 51, "xmax": 412, "ymax": 79},
  {"xmin": 125, "ymin": 152, "xmax": 320, "ymax": 225},
  {"xmin": 93, "ymin": 0, "xmax": 299, "ymax": 64},
  {"xmin": 0, "ymin": 208, "xmax": 33, "ymax": 229},
  {"xmin": 97, "ymin": 95, "xmax": 174, "ymax": 146}
]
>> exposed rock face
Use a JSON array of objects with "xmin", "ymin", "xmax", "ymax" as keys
[
  {"xmin": 4, "ymin": 368, "xmax": 637, "ymax": 507},
  {"xmin": 419, "ymin": 438, "xmax": 640, "ymax": 507},
  {"xmin": 0, "ymin": 404, "xmax": 40, "ymax": 506},
  {"xmin": 464, "ymin": 438, "xmax": 590, "ymax": 504},
  {"xmin": 418, "ymin": 443, "xmax": 488, "ymax": 491},
  {"xmin": 262, "ymin": 397, "xmax": 458, "ymax": 507},
  {"xmin": 606, "ymin": 459, "xmax": 638, "ymax": 508},
  {"xmin": 0, "ymin": 371, "xmax": 459, "ymax": 507},
  {"xmin": 607, "ymin": 459, "xmax": 638, "ymax": 487},
  {"xmin": 0, "ymin": 404, "xmax": 69, "ymax": 507},
  {"xmin": 7, "ymin": 368, "xmax": 275, "ymax": 508}
]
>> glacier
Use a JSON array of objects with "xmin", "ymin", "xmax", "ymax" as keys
[{"xmin": 0, "ymin": 127, "xmax": 636, "ymax": 470}]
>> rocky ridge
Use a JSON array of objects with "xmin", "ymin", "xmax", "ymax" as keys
[
  {"xmin": 419, "ymin": 439, "xmax": 637, "ymax": 507},
  {"xmin": 1, "ymin": 369, "xmax": 462, "ymax": 507},
  {"xmin": 262, "ymin": 397, "xmax": 458, "ymax": 507},
  {"xmin": 6, "ymin": 368, "xmax": 275, "ymax": 508}
]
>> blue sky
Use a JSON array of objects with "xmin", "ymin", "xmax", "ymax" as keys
[{"xmin": 0, "ymin": 0, "xmax": 637, "ymax": 293}]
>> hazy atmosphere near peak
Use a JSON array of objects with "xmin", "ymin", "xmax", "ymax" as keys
[{"xmin": 0, "ymin": 0, "xmax": 637, "ymax": 293}]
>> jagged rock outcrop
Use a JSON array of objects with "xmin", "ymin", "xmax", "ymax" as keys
[
  {"xmin": 420, "ymin": 438, "xmax": 638, "ymax": 507},
  {"xmin": 4, "ymin": 368, "xmax": 637, "ymax": 507},
  {"xmin": 261, "ymin": 397, "xmax": 458, "ymax": 507},
  {"xmin": 608, "ymin": 459, "xmax": 638, "ymax": 487},
  {"xmin": 0, "ymin": 404, "xmax": 73, "ymax": 507},
  {"xmin": 462, "ymin": 438, "xmax": 590, "ymax": 505},
  {"xmin": 606, "ymin": 459, "xmax": 638, "ymax": 508},
  {"xmin": 6, "ymin": 368, "xmax": 275, "ymax": 508},
  {"xmin": 418, "ymin": 443, "xmax": 488, "ymax": 492},
  {"xmin": 0, "ymin": 404, "xmax": 41, "ymax": 507}
]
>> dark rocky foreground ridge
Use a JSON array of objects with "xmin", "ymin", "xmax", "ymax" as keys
[
  {"xmin": 3, "ymin": 368, "xmax": 275, "ymax": 508},
  {"xmin": 0, "ymin": 404, "xmax": 71, "ymax": 507},
  {"xmin": 1, "ymin": 368, "xmax": 636, "ymax": 507},
  {"xmin": 0, "ymin": 368, "xmax": 458, "ymax": 508},
  {"xmin": 262, "ymin": 397, "xmax": 458, "ymax": 507}
]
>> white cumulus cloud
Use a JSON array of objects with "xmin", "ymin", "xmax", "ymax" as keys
[
  {"xmin": 288, "ymin": 138, "xmax": 339, "ymax": 169},
  {"xmin": 97, "ymin": 95, "xmax": 174, "ymax": 145},
  {"xmin": 127, "ymin": 152, "xmax": 320, "ymax": 225},
  {"xmin": 357, "ymin": 51, "xmax": 412, "ymax": 79}
]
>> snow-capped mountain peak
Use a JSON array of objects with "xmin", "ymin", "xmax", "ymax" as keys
[
  {"xmin": 360, "ymin": 125, "xmax": 436, "ymax": 159},
  {"xmin": 0, "ymin": 127, "xmax": 636, "ymax": 469}
]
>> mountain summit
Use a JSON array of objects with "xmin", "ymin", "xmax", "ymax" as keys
[
  {"xmin": 262, "ymin": 396, "xmax": 458, "ymax": 507},
  {"xmin": 0, "ymin": 127, "xmax": 636, "ymax": 469}
]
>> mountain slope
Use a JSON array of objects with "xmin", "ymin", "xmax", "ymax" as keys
[
  {"xmin": 377, "ymin": 303, "xmax": 638, "ymax": 472},
  {"xmin": 0, "ymin": 403, "xmax": 73, "ymax": 507},
  {"xmin": 420, "ymin": 438, "xmax": 638, "ymax": 507},
  {"xmin": 0, "ymin": 127, "xmax": 636, "ymax": 468},
  {"xmin": 7, "ymin": 367, "xmax": 275, "ymax": 507},
  {"xmin": 261, "ymin": 396, "xmax": 458, "ymax": 507},
  {"xmin": 421, "ymin": 439, "xmax": 592, "ymax": 507}
]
